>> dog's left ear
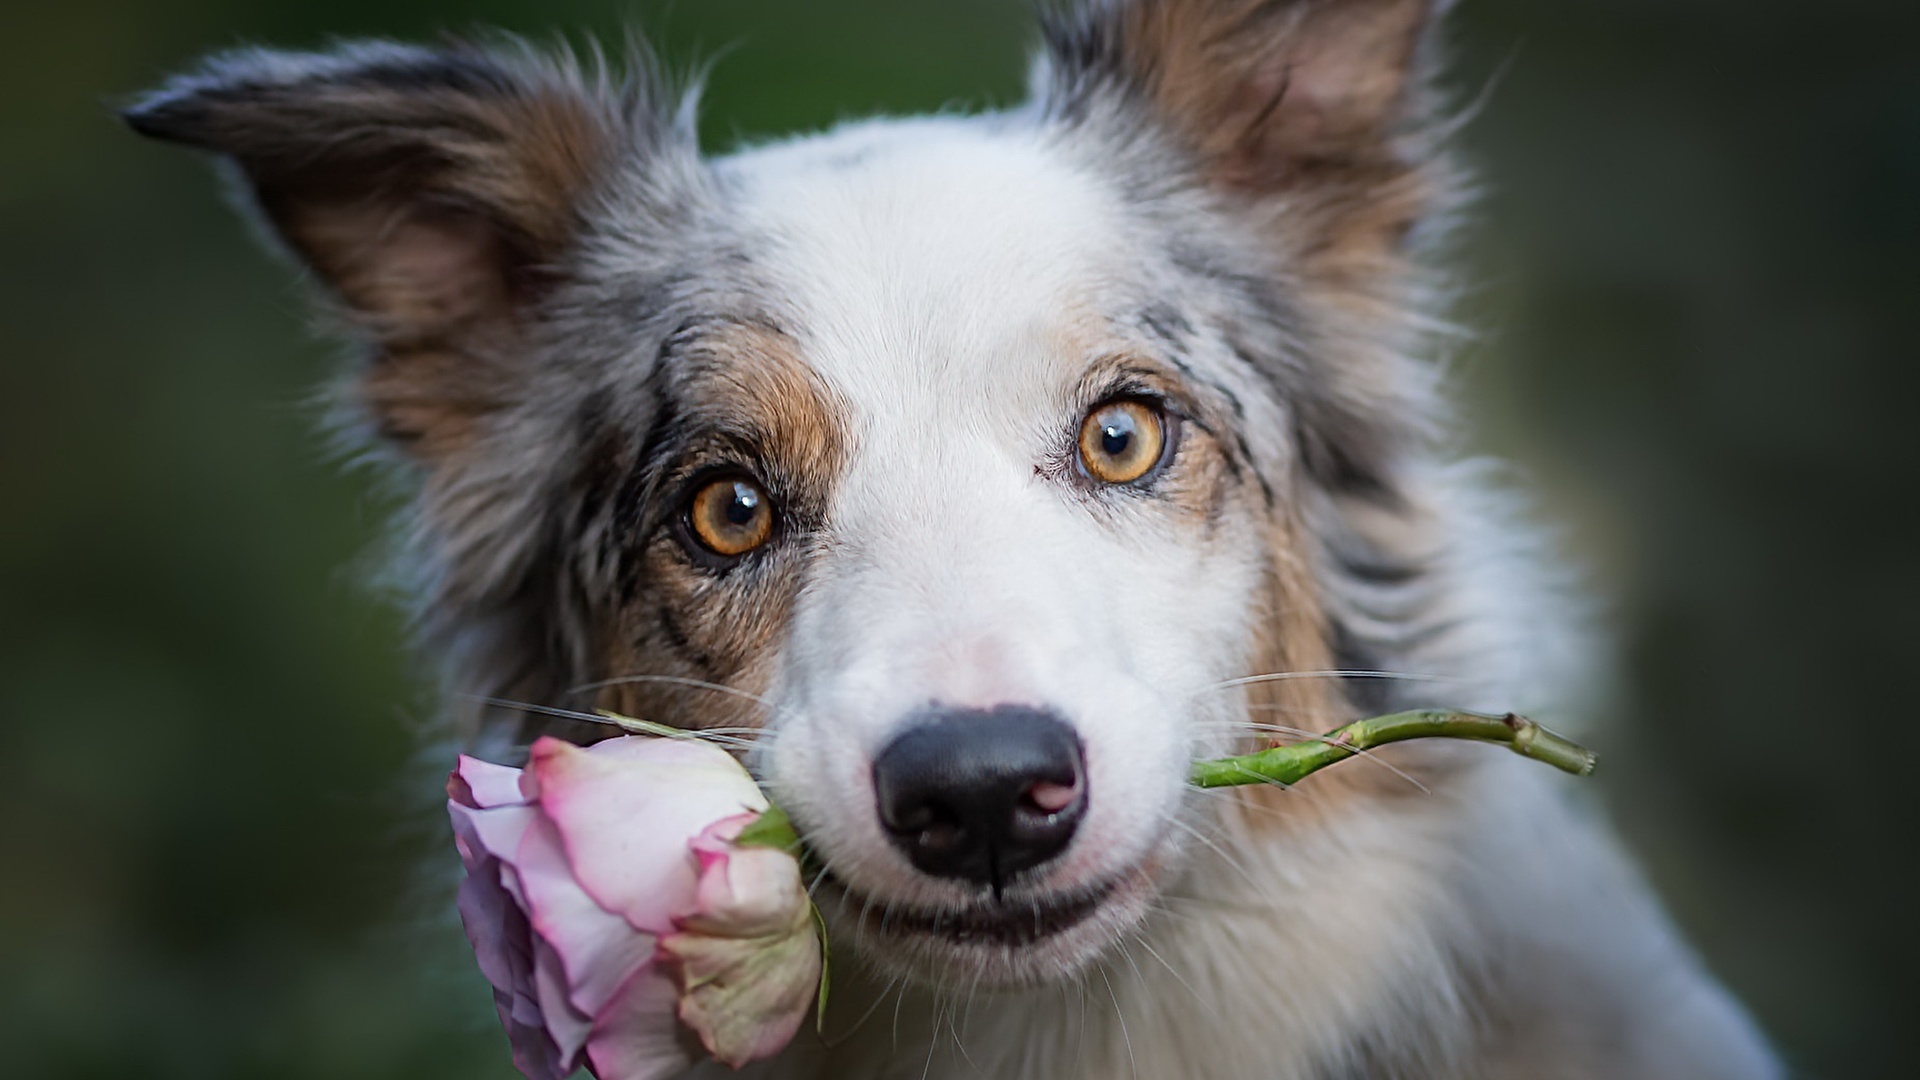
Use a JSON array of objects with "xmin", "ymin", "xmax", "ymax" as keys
[
  {"xmin": 121, "ymin": 43, "xmax": 664, "ymax": 461},
  {"xmin": 1037, "ymin": 0, "xmax": 1448, "ymax": 278}
]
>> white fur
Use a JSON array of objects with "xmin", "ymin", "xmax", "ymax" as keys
[
  {"xmin": 676, "ymin": 121, "xmax": 1779, "ymax": 1078},
  {"xmin": 733, "ymin": 121, "xmax": 1264, "ymax": 981}
]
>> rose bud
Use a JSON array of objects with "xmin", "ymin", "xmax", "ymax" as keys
[{"xmin": 447, "ymin": 735, "xmax": 821, "ymax": 1080}]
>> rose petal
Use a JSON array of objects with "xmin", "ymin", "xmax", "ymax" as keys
[
  {"xmin": 529, "ymin": 933, "xmax": 593, "ymax": 1070},
  {"xmin": 449, "ymin": 799, "xmax": 546, "ymax": 1043},
  {"xmin": 584, "ymin": 964, "xmax": 693, "ymax": 1080},
  {"xmin": 581, "ymin": 734, "xmax": 742, "ymax": 768},
  {"xmin": 527, "ymin": 737, "xmax": 766, "ymax": 933},
  {"xmin": 497, "ymin": 1003, "xmax": 567, "ymax": 1080},
  {"xmin": 684, "ymin": 836, "xmax": 809, "ymax": 939},
  {"xmin": 513, "ymin": 816, "xmax": 659, "ymax": 1024},
  {"xmin": 449, "ymin": 737, "xmax": 804, "ymax": 1079},
  {"xmin": 517, "ymin": 736, "xmax": 731, "ymax": 800},
  {"xmin": 505, "ymin": 1028, "xmax": 565, "ymax": 1080},
  {"xmin": 663, "ymin": 820, "xmax": 819, "ymax": 1068},
  {"xmin": 450, "ymin": 755, "xmax": 531, "ymax": 809},
  {"xmin": 505, "ymin": 981, "xmax": 544, "ymax": 1029},
  {"xmin": 449, "ymin": 801, "xmax": 539, "ymax": 871},
  {"xmin": 490, "ymin": 862, "xmax": 571, "ymax": 1080},
  {"xmin": 455, "ymin": 859, "xmax": 520, "ymax": 995},
  {"xmin": 689, "ymin": 814, "xmax": 754, "ymax": 859},
  {"xmin": 660, "ymin": 912, "xmax": 820, "ymax": 1068},
  {"xmin": 477, "ymin": 863, "xmax": 542, "ymax": 1028}
]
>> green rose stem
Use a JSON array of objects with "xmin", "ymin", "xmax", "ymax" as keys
[
  {"xmin": 591, "ymin": 706, "xmax": 1591, "ymax": 1035},
  {"xmin": 1189, "ymin": 709, "xmax": 1596, "ymax": 789},
  {"xmin": 602, "ymin": 707, "xmax": 1597, "ymax": 843},
  {"xmin": 735, "ymin": 711, "xmax": 1595, "ymax": 850}
]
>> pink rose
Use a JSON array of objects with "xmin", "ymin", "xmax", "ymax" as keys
[{"xmin": 448, "ymin": 736, "xmax": 821, "ymax": 1079}]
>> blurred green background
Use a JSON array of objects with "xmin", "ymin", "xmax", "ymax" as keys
[{"xmin": 2, "ymin": 1, "xmax": 1914, "ymax": 1077}]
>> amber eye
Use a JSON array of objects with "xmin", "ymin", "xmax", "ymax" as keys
[
  {"xmin": 1077, "ymin": 399, "xmax": 1168, "ymax": 485},
  {"xmin": 686, "ymin": 475, "xmax": 775, "ymax": 558}
]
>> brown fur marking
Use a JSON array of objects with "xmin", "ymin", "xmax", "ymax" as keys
[
  {"xmin": 596, "ymin": 322, "xmax": 850, "ymax": 735},
  {"xmin": 131, "ymin": 51, "xmax": 628, "ymax": 463},
  {"xmin": 1232, "ymin": 501, "xmax": 1451, "ymax": 835},
  {"xmin": 1080, "ymin": 0, "xmax": 1441, "ymax": 278}
]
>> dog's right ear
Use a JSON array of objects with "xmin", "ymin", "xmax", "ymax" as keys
[
  {"xmin": 1035, "ymin": 0, "xmax": 1453, "ymax": 502},
  {"xmin": 124, "ymin": 43, "xmax": 678, "ymax": 460},
  {"xmin": 1035, "ymin": 0, "xmax": 1447, "ymax": 273}
]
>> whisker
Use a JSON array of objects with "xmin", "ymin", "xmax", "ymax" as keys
[
  {"xmin": 569, "ymin": 672, "xmax": 776, "ymax": 711},
  {"xmin": 1067, "ymin": 980, "xmax": 1082, "ymax": 1068},
  {"xmin": 1113, "ymin": 937, "xmax": 1157, "ymax": 1064},
  {"xmin": 892, "ymin": 964, "xmax": 909, "ymax": 1051},
  {"xmin": 1189, "ymin": 768, "xmax": 1293, "ymax": 795},
  {"xmin": 1121, "ymin": 930, "xmax": 1198, "ymax": 1006},
  {"xmin": 923, "ymin": 958, "xmax": 958, "ymax": 1080},
  {"xmin": 1180, "ymin": 783, "xmax": 1296, "ymax": 824},
  {"xmin": 462, "ymin": 695, "xmax": 618, "ymax": 728},
  {"xmin": 806, "ymin": 862, "xmax": 834, "ymax": 901},
  {"xmin": 822, "ymin": 972, "xmax": 902, "ymax": 1048},
  {"xmin": 1197, "ymin": 669, "xmax": 1464, "ymax": 695},
  {"xmin": 960, "ymin": 967, "xmax": 984, "ymax": 1047},
  {"xmin": 1154, "ymin": 888, "xmax": 1417, "ymax": 959},
  {"xmin": 947, "ymin": 990, "xmax": 977, "ymax": 1070},
  {"xmin": 1115, "ymin": 936, "xmax": 1150, "ymax": 996},
  {"xmin": 919, "ymin": 1008, "xmax": 940, "ymax": 1080},
  {"xmin": 1139, "ymin": 896, "xmax": 1211, "ymax": 924},
  {"xmin": 463, "ymin": 695, "xmax": 763, "ymax": 749},
  {"xmin": 1240, "ymin": 701, "xmax": 1319, "ymax": 713},
  {"xmin": 1097, "ymin": 963, "xmax": 1137, "ymax": 1080},
  {"xmin": 1166, "ymin": 816, "xmax": 1261, "ymax": 891},
  {"xmin": 1200, "ymin": 719, "xmax": 1434, "ymax": 796},
  {"xmin": 1075, "ymin": 970, "xmax": 1089, "ymax": 1070},
  {"xmin": 1154, "ymin": 890, "xmax": 1290, "ymax": 918}
]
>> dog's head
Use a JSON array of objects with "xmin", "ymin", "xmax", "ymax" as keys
[{"xmin": 129, "ymin": 0, "xmax": 1457, "ymax": 986}]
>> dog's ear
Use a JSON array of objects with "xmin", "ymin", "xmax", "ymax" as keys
[
  {"xmin": 1038, "ymin": 0, "xmax": 1447, "ymax": 277},
  {"xmin": 124, "ymin": 43, "xmax": 659, "ymax": 460},
  {"xmin": 1039, "ymin": 1, "xmax": 1454, "ymax": 503}
]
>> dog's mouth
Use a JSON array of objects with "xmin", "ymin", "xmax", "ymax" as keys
[
  {"xmin": 826, "ymin": 873, "xmax": 1119, "ymax": 948},
  {"xmin": 810, "ymin": 845, "xmax": 1176, "ymax": 984}
]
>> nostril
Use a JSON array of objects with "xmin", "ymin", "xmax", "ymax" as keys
[
  {"xmin": 1026, "ymin": 779, "xmax": 1081, "ymax": 815},
  {"xmin": 914, "ymin": 820, "xmax": 966, "ymax": 856},
  {"xmin": 886, "ymin": 796, "xmax": 965, "ymax": 853},
  {"xmin": 872, "ymin": 705, "xmax": 1087, "ymax": 888},
  {"xmin": 886, "ymin": 797, "xmax": 939, "ymax": 833},
  {"xmin": 1010, "ymin": 778, "xmax": 1085, "ymax": 849}
]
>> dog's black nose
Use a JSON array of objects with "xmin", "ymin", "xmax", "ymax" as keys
[{"xmin": 872, "ymin": 706, "xmax": 1087, "ymax": 889}]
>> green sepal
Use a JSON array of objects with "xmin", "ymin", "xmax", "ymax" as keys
[
  {"xmin": 810, "ymin": 901, "xmax": 832, "ymax": 1031},
  {"xmin": 592, "ymin": 709, "xmax": 688, "ymax": 740},
  {"xmin": 733, "ymin": 804, "xmax": 803, "ymax": 853}
]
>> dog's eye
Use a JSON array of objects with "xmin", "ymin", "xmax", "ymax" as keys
[
  {"xmin": 1078, "ymin": 399, "xmax": 1167, "ymax": 485},
  {"xmin": 686, "ymin": 475, "xmax": 775, "ymax": 558}
]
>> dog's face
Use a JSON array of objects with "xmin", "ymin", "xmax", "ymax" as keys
[
  {"xmin": 720, "ymin": 128, "xmax": 1287, "ymax": 981},
  {"xmin": 129, "ymin": 0, "xmax": 1448, "ymax": 987}
]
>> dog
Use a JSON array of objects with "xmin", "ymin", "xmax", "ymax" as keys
[{"xmin": 126, "ymin": 1, "xmax": 1781, "ymax": 1076}]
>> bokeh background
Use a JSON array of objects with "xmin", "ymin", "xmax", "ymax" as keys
[{"xmin": 3, "ymin": 1, "xmax": 1914, "ymax": 1077}]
